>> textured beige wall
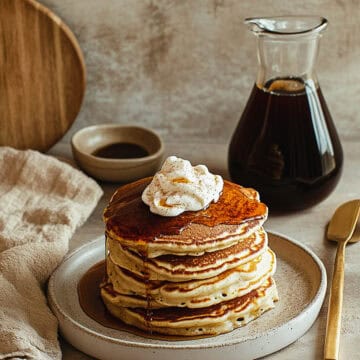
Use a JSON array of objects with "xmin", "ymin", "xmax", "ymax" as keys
[{"xmin": 42, "ymin": 0, "xmax": 360, "ymax": 144}]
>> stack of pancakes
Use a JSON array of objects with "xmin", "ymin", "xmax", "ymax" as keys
[{"xmin": 101, "ymin": 178, "xmax": 278, "ymax": 336}]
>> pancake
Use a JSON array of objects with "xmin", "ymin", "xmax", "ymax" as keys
[
  {"xmin": 104, "ymin": 178, "xmax": 268, "ymax": 258},
  {"xmin": 101, "ymin": 169, "xmax": 278, "ymax": 337},
  {"xmin": 101, "ymin": 277, "xmax": 279, "ymax": 336},
  {"xmin": 107, "ymin": 227, "xmax": 268, "ymax": 281},
  {"xmin": 102, "ymin": 248, "xmax": 276, "ymax": 309}
]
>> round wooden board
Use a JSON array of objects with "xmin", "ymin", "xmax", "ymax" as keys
[{"xmin": 0, "ymin": 0, "xmax": 86, "ymax": 152}]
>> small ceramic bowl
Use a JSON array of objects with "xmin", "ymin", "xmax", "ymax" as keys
[{"xmin": 71, "ymin": 124, "xmax": 164, "ymax": 182}]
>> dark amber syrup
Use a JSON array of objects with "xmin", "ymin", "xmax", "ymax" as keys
[
  {"xmin": 77, "ymin": 261, "xmax": 211, "ymax": 340},
  {"xmin": 103, "ymin": 179, "xmax": 267, "ymax": 242},
  {"xmin": 229, "ymin": 77, "xmax": 343, "ymax": 211},
  {"xmin": 92, "ymin": 142, "xmax": 149, "ymax": 159}
]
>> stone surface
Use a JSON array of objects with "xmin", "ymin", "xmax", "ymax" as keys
[{"xmin": 41, "ymin": 0, "xmax": 360, "ymax": 145}]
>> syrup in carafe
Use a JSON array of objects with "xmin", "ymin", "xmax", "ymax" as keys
[{"xmin": 228, "ymin": 17, "xmax": 343, "ymax": 210}]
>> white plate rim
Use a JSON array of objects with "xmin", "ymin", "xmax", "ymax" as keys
[{"xmin": 48, "ymin": 230, "xmax": 327, "ymax": 352}]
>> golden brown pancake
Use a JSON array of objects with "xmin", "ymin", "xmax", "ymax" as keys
[
  {"xmin": 101, "ymin": 176, "xmax": 278, "ymax": 337},
  {"xmin": 103, "ymin": 178, "xmax": 268, "ymax": 257},
  {"xmin": 101, "ymin": 277, "xmax": 278, "ymax": 336},
  {"xmin": 107, "ymin": 227, "xmax": 268, "ymax": 281},
  {"xmin": 102, "ymin": 248, "xmax": 276, "ymax": 309}
]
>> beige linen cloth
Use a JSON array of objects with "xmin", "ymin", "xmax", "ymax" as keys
[{"xmin": 0, "ymin": 147, "xmax": 103, "ymax": 360}]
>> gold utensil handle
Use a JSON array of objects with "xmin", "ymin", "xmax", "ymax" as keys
[{"xmin": 324, "ymin": 241, "xmax": 346, "ymax": 360}]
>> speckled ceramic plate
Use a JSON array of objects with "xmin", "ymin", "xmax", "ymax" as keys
[{"xmin": 48, "ymin": 232, "xmax": 327, "ymax": 360}]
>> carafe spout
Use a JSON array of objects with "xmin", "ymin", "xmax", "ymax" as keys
[
  {"xmin": 245, "ymin": 16, "xmax": 327, "ymax": 36},
  {"xmin": 244, "ymin": 16, "xmax": 328, "ymax": 88},
  {"xmin": 244, "ymin": 17, "xmax": 278, "ymax": 34}
]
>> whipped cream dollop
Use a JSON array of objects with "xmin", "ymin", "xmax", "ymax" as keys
[{"xmin": 142, "ymin": 156, "xmax": 224, "ymax": 217}]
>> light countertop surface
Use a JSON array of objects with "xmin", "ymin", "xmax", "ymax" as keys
[{"xmin": 50, "ymin": 138, "xmax": 359, "ymax": 360}]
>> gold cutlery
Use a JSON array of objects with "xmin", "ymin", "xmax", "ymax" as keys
[{"xmin": 324, "ymin": 199, "xmax": 360, "ymax": 360}]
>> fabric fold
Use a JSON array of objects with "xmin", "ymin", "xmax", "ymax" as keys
[{"xmin": 0, "ymin": 147, "xmax": 103, "ymax": 360}]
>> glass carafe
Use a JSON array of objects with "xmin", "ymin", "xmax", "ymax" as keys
[{"xmin": 228, "ymin": 16, "xmax": 343, "ymax": 211}]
